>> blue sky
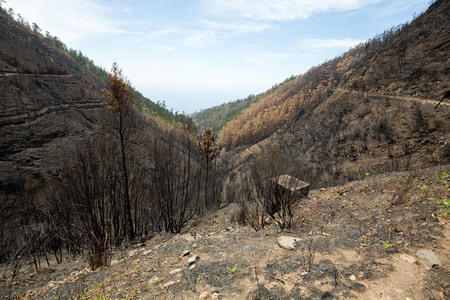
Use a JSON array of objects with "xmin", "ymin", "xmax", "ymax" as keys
[{"xmin": 5, "ymin": 0, "xmax": 430, "ymax": 113}]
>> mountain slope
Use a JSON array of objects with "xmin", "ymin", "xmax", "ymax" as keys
[
  {"xmin": 0, "ymin": 9, "xmax": 108, "ymax": 193},
  {"xmin": 217, "ymin": 0, "xmax": 450, "ymax": 186}
]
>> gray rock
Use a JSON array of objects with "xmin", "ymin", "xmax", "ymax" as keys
[
  {"xmin": 199, "ymin": 291, "xmax": 210, "ymax": 299},
  {"xmin": 149, "ymin": 276, "xmax": 159, "ymax": 284},
  {"xmin": 349, "ymin": 274, "xmax": 357, "ymax": 281},
  {"xmin": 163, "ymin": 281, "xmax": 176, "ymax": 288},
  {"xmin": 211, "ymin": 293, "xmax": 220, "ymax": 300},
  {"xmin": 187, "ymin": 255, "xmax": 200, "ymax": 265},
  {"xmin": 180, "ymin": 233, "xmax": 195, "ymax": 242},
  {"xmin": 277, "ymin": 236, "xmax": 301, "ymax": 250},
  {"xmin": 182, "ymin": 250, "xmax": 190, "ymax": 257},
  {"xmin": 170, "ymin": 268, "xmax": 183, "ymax": 275},
  {"xmin": 416, "ymin": 249, "xmax": 441, "ymax": 270}
]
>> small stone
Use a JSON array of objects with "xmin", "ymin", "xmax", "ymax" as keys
[
  {"xmin": 199, "ymin": 291, "xmax": 210, "ymax": 299},
  {"xmin": 349, "ymin": 275, "xmax": 357, "ymax": 281},
  {"xmin": 322, "ymin": 232, "xmax": 328, "ymax": 236},
  {"xmin": 163, "ymin": 281, "xmax": 176, "ymax": 288},
  {"xmin": 182, "ymin": 250, "xmax": 190, "ymax": 257},
  {"xmin": 277, "ymin": 236, "xmax": 301, "ymax": 250},
  {"xmin": 189, "ymin": 264, "xmax": 196, "ymax": 270},
  {"xmin": 192, "ymin": 243, "xmax": 198, "ymax": 248},
  {"xmin": 416, "ymin": 249, "xmax": 441, "ymax": 270},
  {"xmin": 188, "ymin": 255, "xmax": 200, "ymax": 265},
  {"xmin": 170, "ymin": 268, "xmax": 183, "ymax": 275},
  {"xmin": 308, "ymin": 231, "xmax": 313, "ymax": 236},
  {"xmin": 300, "ymin": 271, "xmax": 308, "ymax": 276},
  {"xmin": 143, "ymin": 249, "xmax": 152, "ymax": 256},
  {"xmin": 128, "ymin": 250, "xmax": 138, "ymax": 257},
  {"xmin": 180, "ymin": 233, "xmax": 195, "ymax": 242},
  {"xmin": 149, "ymin": 276, "xmax": 159, "ymax": 284},
  {"xmin": 110, "ymin": 259, "xmax": 119, "ymax": 265},
  {"xmin": 226, "ymin": 226, "xmax": 233, "ymax": 231},
  {"xmin": 399, "ymin": 253, "xmax": 417, "ymax": 264},
  {"xmin": 211, "ymin": 292, "xmax": 220, "ymax": 300}
]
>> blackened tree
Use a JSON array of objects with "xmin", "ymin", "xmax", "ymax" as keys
[
  {"xmin": 105, "ymin": 62, "xmax": 136, "ymax": 240},
  {"xmin": 198, "ymin": 128, "xmax": 218, "ymax": 208}
]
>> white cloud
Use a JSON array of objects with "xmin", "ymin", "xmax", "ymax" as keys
[
  {"xmin": 147, "ymin": 27, "xmax": 182, "ymax": 39},
  {"xmin": 297, "ymin": 38, "xmax": 365, "ymax": 49},
  {"xmin": 6, "ymin": 0, "xmax": 133, "ymax": 44},
  {"xmin": 183, "ymin": 30, "xmax": 217, "ymax": 47},
  {"xmin": 206, "ymin": 0, "xmax": 380, "ymax": 21},
  {"xmin": 199, "ymin": 19, "xmax": 273, "ymax": 36}
]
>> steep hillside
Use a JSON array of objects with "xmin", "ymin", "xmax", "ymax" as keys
[
  {"xmin": 0, "ymin": 9, "xmax": 107, "ymax": 193},
  {"xmin": 0, "ymin": 8, "xmax": 196, "ymax": 196},
  {"xmin": 343, "ymin": 0, "xmax": 450, "ymax": 99},
  {"xmin": 217, "ymin": 0, "xmax": 450, "ymax": 187}
]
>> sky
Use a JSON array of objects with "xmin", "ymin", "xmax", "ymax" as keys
[{"xmin": 4, "ymin": 0, "xmax": 431, "ymax": 113}]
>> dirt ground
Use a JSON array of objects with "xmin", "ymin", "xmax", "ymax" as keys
[{"xmin": 1, "ymin": 165, "xmax": 449, "ymax": 299}]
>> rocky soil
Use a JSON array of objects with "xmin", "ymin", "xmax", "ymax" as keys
[{"xmin": 1, "ymin": 165, "xmax": 449, "ymax": 299}]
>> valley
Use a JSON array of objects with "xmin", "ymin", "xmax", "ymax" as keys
[{"xmin": 0, "ymin": 0, "xmax": 449, "ymax": 299}]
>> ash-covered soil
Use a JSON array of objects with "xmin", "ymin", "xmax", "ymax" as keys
[{"xmin": 1, "ymin": 165, "xmax": 449, "ymax": 299}]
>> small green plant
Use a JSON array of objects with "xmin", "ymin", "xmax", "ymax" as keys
[
  {"xmin": 270, "ymin": 230, "xmax": 275, "ymax": 237},
  {"xmin": 229, "ymin": 265, "xmax": 237, "ymax": 273},
  {"xmin": 438, "ymin": 173, "xmax": 449, "ymax": 180},
  {"xmin": 421, "ymin": 185, "xmax": 428, "ymax": 191},
  {"xmin": 380, "ymin": 240, "xmax": 392, "ymax": 250},
  {"xmin": 196, "ymin": 277, "xmax": 201, "ymax": 284},
  {"xmin": 438, "ymin": 199, "xmax": 450, "ymax": 217}
]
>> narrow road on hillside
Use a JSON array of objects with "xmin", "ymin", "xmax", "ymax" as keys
[
  {"xmin": 0, "ymin": 72, "xmax": 74, "ymax": 78},
  {"xmin": 337, "ymin": 89, "xmax": 450, "ymax": 107}
]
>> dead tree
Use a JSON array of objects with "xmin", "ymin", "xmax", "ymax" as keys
[{"xmin": 434, "ymin": 90, "xmax": 450, "ymax": 109}]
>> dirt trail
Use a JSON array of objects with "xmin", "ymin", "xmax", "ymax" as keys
[
  {"xmin": 0, "ymin": 72, "xmax": 73, "ymax": 77},
  {"xmin": 338, "ymin": 89, "xmax": 450, "ymax": 107},
  {"xmin": 362, "ymin": 222, "xmax": 450, "ymax": 300}
]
